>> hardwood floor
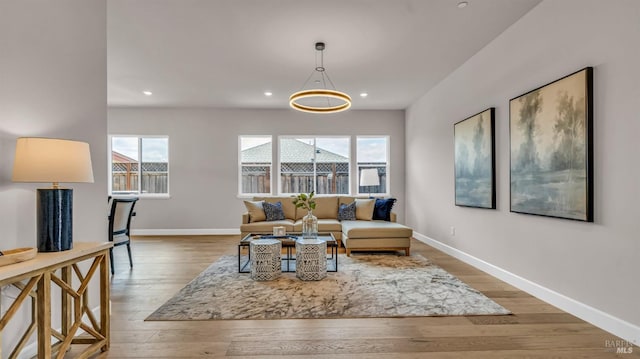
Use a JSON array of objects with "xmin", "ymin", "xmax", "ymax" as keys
[{"xmin": 73, "ymin": 236, "xmax": 637, "ymax": 358}]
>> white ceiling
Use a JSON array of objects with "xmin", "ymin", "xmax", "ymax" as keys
[{"xmin": 107, "ymin": 0, "xmax": 541, "ymax": 110}]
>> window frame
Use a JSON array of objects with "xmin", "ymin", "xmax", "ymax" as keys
[
  {"xmin": 108, "ymin": 135, "xmax": 170, "ymax": 198},
  {"xmin": 238, "ymin": 135, "xmax": 273, "ymax": 197},
  {"xmin": 356, "ymin": 135, "xmax": 390, "ymax": 197}
]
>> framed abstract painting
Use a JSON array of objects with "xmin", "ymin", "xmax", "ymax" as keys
[
  {"xmin": 454, "ymin": 108, "xmax": 495, "ymax": 209},
  {"xmin": 509, "ymin": 67, "xmax": 593, "ymax": 221}
]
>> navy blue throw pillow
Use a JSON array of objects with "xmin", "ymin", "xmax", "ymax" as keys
[
  {"xmin": 372, "ymin": 198, "xmax": 396, "ymax": 221},
  {"xmin": 263, "ymin": 201, "xmax": 285, "ymax": 221},
  {"xmin": 338, "ymin": 202, "xmax": 356, "ymax": 221}
]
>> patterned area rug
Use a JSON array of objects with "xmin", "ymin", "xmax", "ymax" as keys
[{"xmin": 146, "ymin": 254, "xmax": 510, "ymax": 320}]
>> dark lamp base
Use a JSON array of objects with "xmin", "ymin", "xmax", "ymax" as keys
[{"xmin": 37, "ymin": 188, "xmax": 73, "ymax": 252}]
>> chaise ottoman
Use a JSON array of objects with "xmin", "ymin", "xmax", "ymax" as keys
[{"xmin": 341, "ymin": 220, "xmax": 413, "ymax": 256}]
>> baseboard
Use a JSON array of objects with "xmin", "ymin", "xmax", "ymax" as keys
[
  {"xmin": 413, "ymin": 232, "xmax": 640, "ymax": 346},
  {"xmin": 131, "ymin": 228, "xmax": 241, "ymax": 236}
]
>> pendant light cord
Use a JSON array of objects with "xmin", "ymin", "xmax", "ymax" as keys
[{"xmin": 298, "ymin": 45, "xmax": 338, "ymax": 92}]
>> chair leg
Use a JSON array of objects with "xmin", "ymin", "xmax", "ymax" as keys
[
  {"xmin": 126, "ymin": 243, "xmax": 133, "ymax": 268},
  {"xmin": 109, "ymin": 248, "xmax": 115, "ymax": 275}
]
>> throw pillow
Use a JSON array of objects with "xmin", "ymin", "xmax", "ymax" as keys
[
  {"xmin": 337, "ymin": 202, "xmax": 356, "ymax": 221},
  {"xmin": 243, "ymin": 200, "xmax": 266, "ymax": 223},
  {"xmin": 372, "ymin": 198, "xmax": 397, "ymax": 221},
  {"xmin": 263, "ymin": 201, "xmax": 285, "ymax": 221},
  {"xmin": 355, "ymin": 198, "xmax": 375, "ymax": 221}
]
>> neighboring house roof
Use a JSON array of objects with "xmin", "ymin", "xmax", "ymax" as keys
[
  {"xmin": 242, "ymin": 140, "xmax": 348, "ymax": 163},
  {"xmin": 112, "ymin": 151, "xmax": 137, "ymax": 163}
]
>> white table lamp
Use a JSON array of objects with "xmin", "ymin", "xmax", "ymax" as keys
[
  {"xmin": 359, "ymin": 168, "xmax": 380, "ymax": 196},
  {"xmin": 13, "ymin": 137, "xmax": 94, "ymax": 252}
]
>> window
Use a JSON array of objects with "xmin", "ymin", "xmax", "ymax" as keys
[
  {"xmin": 239, "ymin": 136, "xmax": 272, "ymax": 195},
  {"xmin": 238, "ymin": 135, "xmax": 388, "ymax": 196},
  {"xmin": 279, "ymin": 137, "xmax": 350, "ymax": 195},
  {"xmin": 357, "ymin": 136, "xmax": 389, "ymax": 195},
  {"xmin": 109, "ymin": 136, "xmax": 169, "ymax": 196}
]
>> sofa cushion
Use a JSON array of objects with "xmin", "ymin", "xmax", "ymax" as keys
[
  {"xmin": 295, "ymin": 196, "xmax": 338, "ymax": 220},
  {"xmin": 314, "ymin": 196, "xmax": 338, "ymax": 219},
  {"xmin": 338, "ymin": 202, "xmax": 356, "ymax": 221},
  {"xmin": 293, "ymin": 218, "xmax": 342, "ymax": 233},
  {"xmin": 243, "ymin": 200, "xmax": 266, "ymax": 223},
  {"xmin": 338, "ymin": 196, "xmax": 356, "ymax": 206},
  {"xmin": 254, "ymin": 196, "xmax": 296, "ymax": 220},
  {"xmin": 372, "ymin": 198, "xmax": 397, "ymax": 221},
  {"xmin": 355, "ymin": 198, "xmax": 375, "ymax": 221},
  {"xmin": 341, "ymin": 220, "xmax": 413, "ymax": 238},
  {"xmin": 318, "ymin": 219, "xmax": 342, "ymax": 232},
  {"xmin": 263, "ymin": 201, "xmax": 285, "ymax": 221},
  {"xmin": 241, "ymin": 219, "xmax": 295, "ymax": 234}
]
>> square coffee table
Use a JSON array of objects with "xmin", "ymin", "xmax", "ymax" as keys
[{"xmin": 238, "ymin": 232, "xmax": 338, "ymax": 273}]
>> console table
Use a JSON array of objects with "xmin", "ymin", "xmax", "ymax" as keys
[{"xmin": 0, "ymin": 242, "xmax": 112, "ymax": 359}]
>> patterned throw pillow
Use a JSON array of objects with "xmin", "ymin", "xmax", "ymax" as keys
[
  {"xmin": 372, "ymin": 198, "xmax": 397, "ymax": 221},
  {"xmin": 263, "ymin": 201, "xmax": 285, "ymax": 221},
  {"xmin": 337, "ymin": 202, "xmax": 356, "ymax": 221}
]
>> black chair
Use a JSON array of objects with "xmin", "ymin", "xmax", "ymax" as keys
[{"xmin": 108, "ymin": 197, "xmax": 138, "ymax": 274}]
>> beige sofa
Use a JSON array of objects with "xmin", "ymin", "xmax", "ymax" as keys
[{"xmin": 241, "ymin": 196, "xmax": 412, "ymax": 256}]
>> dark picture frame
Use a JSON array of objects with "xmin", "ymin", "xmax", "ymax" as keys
[
  {"xmin": 454, "ymin": 108, "xmax": 496, "ymax": 209},
  {"xmin": 509, "ymin": 67, "xmax": 593, "ymax": 222}
]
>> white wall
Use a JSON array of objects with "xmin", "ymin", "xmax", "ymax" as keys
[
  {"xmin": 108, "ymin": 108, "xmax": 406, "ymax": 232},
  {"xmin": 0, "ymin": 0, "xmax": 107, "ymax": 355},
  {"xmin": 406, "ymin": 0, "xmax": 639, "ymax": 339}
]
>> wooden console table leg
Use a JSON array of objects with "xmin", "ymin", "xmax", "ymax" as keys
[
  {"xmin": 100, "ymin": 251, "xmax": 111, "ymax": 351},
  {"xmin": 36, "ymin": 271, "xmax": 52, "ymax": 359},
  {"xmin": 61, "ymin": 266, "xmax": 72, "ymax": 338}
]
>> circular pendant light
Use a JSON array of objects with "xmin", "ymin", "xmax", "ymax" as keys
[{"xmin": 289, "ymin": 42, "xmax": 352, "ymax": 114}]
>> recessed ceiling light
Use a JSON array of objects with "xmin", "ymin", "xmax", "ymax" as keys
[
  {"xmin": 142, "ymin": 90, "xmax": 152, "ymax": 96},
  {"xmin": 264, "ymin": 91, "xmax": 273, "ymax": 97},
  {"xmin": 360, "ymin": 93, "xmax": 368, "ymax": 98},
  {"xmin": 457, "ymin": 1, "xmax": 468, "ymax": 8}
]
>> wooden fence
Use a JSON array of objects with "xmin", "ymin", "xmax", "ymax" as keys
[
  {"xmin": 241, "ymin": 173, "xmax": 271, "ymax": 194},
  {"xmin": 114, "ymin": 164, "xmax": 385, "ymax": 195},
  {"xmin": 280, "ymin": 174, "xmax": 350, "ymax": 194},
  {"xmin": 243, "ymin": 173, "xmax": 386, "ymax": 194},
  {"xmin": 112, "ymin": 172, "xmax": 168, "ymax": 194}
]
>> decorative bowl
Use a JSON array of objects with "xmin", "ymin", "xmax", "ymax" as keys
[{"xmin": 0, "ymin": 247, "xmax": 37, "ymax": 267}]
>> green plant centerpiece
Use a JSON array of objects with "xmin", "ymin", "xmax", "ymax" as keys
[
  {"xmin": 292, "ymin": 192, "xmax": 316, "ymax": 211},
  {"xmin": 293, "ymin": 192, "xmax": 318, "ymax": 239}
]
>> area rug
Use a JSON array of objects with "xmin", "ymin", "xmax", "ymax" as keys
[{"xmin": 146, "ymin": 254, "xmax": 510, "ymax": 321}]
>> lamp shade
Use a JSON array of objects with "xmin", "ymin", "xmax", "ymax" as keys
[
  {"xmin": 13, "ymin": 137, "xmax": 94, "ymax": 184},
  {"xmin": 359, "ymin": 168, "xmax": 380, "ymax": 187}
]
